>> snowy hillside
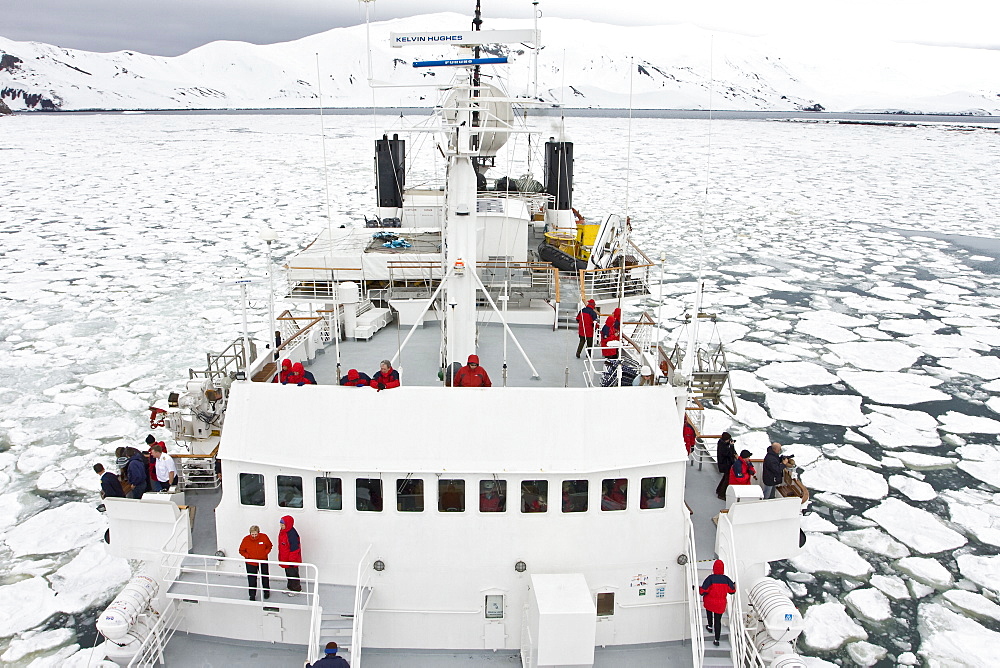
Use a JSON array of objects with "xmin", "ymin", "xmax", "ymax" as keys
[{"xmin": 2, "ymin": 13, "xmax": 999, "ymax": 114}]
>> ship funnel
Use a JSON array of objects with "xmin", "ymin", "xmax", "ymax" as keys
[
  {"xmin": 375, "ymin": 133, "xmax": 405, "ymax": 209},
  {"xmin": 544, "ymin": 139, "xmax": 573, "ymax": 211}
]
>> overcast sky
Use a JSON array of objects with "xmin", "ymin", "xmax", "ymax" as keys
[{"xmin": 5, "ymin": 0, "xmax": 999, "ymax": 56}]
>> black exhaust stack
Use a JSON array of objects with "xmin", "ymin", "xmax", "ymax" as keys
[
  {"xmin": 375, "ymin": 134, "xmax": 405, "ymax": 209},
  {"xmin": 544, "ymin": 139, "xmax": 573, "ymax": 210}
]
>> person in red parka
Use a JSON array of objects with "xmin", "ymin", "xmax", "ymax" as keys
[
  {"xmin": 453, "ymin": 354, "xmax": 492, "ymax": 387},
  {"xmin": 370, "ymin": 360, "xmax": 401, "ymax": 391},
  {"xmin": 600, "ymin": 307, "xmax": 622, "ymax": 344},
  {"xmin": 239, "ymin": 525, "xmax": 273, "ymax": 601},
  {"xmin": 683, "ymin": 417, "xmax": 696, "ymax": 456},
  {"xmin": 575, "ymin": 299, "xmax": 599, "ymax": 359},
  {"xmin": 272, "ymin": 358, "xmax": 292, "ymax": 383},
  {"xmin": 278, "ymin": 515, "xmax": 303, "ymax": 594},
  {"xmin": 287, "ymin": 362, "xmax": 316, "ymax": 386},
  {"xmin": 700, "ymin": 559, "xmax": 736, "ymax": 646},
  {"xmin": 728, "ymin": 449, "xmax": 756, "ymax": 486}
]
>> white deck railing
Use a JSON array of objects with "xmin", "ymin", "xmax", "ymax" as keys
[
  {"xmin": 721, "ymin": 519, "xmax": 767, "ymax": 668},
  {"xmin": 351, "ymin": 544, "xmax": 375, "ymax": 667},
  {"xmin": 684, "ymin": 513, "xmax": 705, "ymax": 668}
]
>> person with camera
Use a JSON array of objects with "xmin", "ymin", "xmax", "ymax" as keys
[
  {"xmin": 762, "ymin": 441, "xmax": 787, "ymax": 499},
  {"xmin": 715, "ymin": 432, "xmax": 737, "ymax": 500}
]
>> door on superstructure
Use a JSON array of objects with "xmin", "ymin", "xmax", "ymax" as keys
[{"xmin": 595, "ymin": 591, "xmax": 616, "ymax": 646}]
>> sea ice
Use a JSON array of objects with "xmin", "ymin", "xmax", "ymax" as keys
[
  {"xmin": 863, "ymin": 498, "xmax": 966, "ymax": 554},
  {"xmin": 3, "ymin": 502, "xmax": 107, "ymax": 557},
  {"xmin": 956, "ymin": 461, "xmax": 1000, "ymax": 490},
  {"xmin": 938, "ymin": 411, "xmax": 1000, "ymax": 435},
  {"xmin": 844, "ymin": 588, "xmax": 892, "ymax": 622},
  {"xmin": 0, "ymin": 629, "xmax": 74, "ymax": 663},
  {"xmin": 16, "ymin": 445, "xmax": 64, "ymax": 474},
  {"xmin": 943, "ymin": 589, "xmax": 1000, "ymax": 621},
  {"xmin": 937, "ymin": 356, "xmax": 1000, "ymax": 380},
  {"xmin": 48, "ymin": 543, "xmax": 131, "ymax": 613},
  {"xmin": 956, "ymin": 554, "xmax": 1000, "ymax": 592},
  {"xmin": 859, "ymin": 412, "xmax": 941, "ymax": 450},
  {"xmin": 726, "ymin": 341, "xmax": 799, "ymax": 362},
  {"xmin": 800, "ymin": 513, "xmax": 837, "ymax": 533},
  {"xmin": 846, "ymin": 640, "xmax": 887, "ymax": 667},
  {"xmin": 732, "ymin": 398, "xmax": 774, "ymax": 429},
  {"xmin": 756, "ymin": 361, "xmax": 839, "ymax": 387},
  {"xmin": 879, "ymin": 318, "xmax": 945, "ymax": 335},
  {"xmin": 801, "ymin": 601, "xmax": 868, "ymax": 651},
  {"xmin": 799, "ymin": 310, "xmax": 874, "ymax": 329},
  {"xmin": 0, "ymin": 577, "xmax": 59, "ymax": 636},
  {"xmin": 789, "ymin": 534, "xmax": 873, "ymax": 578},
  {"xmin": 838, "ymin": 528, "xmax": 909, "ymax": 559},
  {"xmin": 35, "ymin": 470, "xmax": 67, "ymax": 491},
  {"xmin": 870, "ymin": 574, "xmax": 910, "ymax": 600},
  {"xmin": 766, "ymin": 392, "xmax": 866, "ymax": 426},
  {"xmin": 832, "ymin": 444, "xmax": 881, "ymax": 468},
  {"xmin": 837, "ymin": 370, "xmax": 949, "ymax": 406},
  {"xmin": 917, "ymin": 603, "xmax": 1000, "ymax": 667},
  {"xmin": 825, "ymin": 341, "xmax": 921, "ymax": 371},
  {"xmin": 888, "ymin": 474, "xmax": 936, "ymax": 501},
  {"xmin": 896, "ymin": 557, "xmax": 953, "ymax": 588},
  {"xmin": 796, "ymin": 319, "xmax": 858, "ymax": 343},
  {"xmin": 80, "ymin": 364, "xmax": 156, "ymax": 389},
  {"xmin": 108, "ymin": 388, "xmax": 148, "ymax": 412},
  {"xmin": 988, "ymin": 396, "xmax": 1000, "ymax": 416},
  {"xmin": 812, "ymin": 492, "xmax": 852, "ymax": 510},
  {"xmin": 893, "ymin": 451, "xmax": 956, "ymax": 470},
  {"xmin": 728, "ymin": 370, "xmax": 769, "ymax": 394},
  {"xmin": 800, "ymin": 459, "xmax": 887, "ymax": 500},
  {"xmin": 72, "ymin": 416, "xmax": 139, "ymax": 441}
]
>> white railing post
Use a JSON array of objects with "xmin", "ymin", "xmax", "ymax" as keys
[{"xmin": 684, "ymin": 513, "xmax": 704, "ymax": 668}]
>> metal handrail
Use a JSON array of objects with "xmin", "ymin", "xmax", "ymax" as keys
[
  {"xmin": 684, "ymin": 513, "xmax": 704, "ymax": 668},
  {"xmin": 125, "ymin": 599, "xmax": 184, "ymax": 668},
  {"xmin": 721, "ymin": 518, "xmax": 768, "ymax": 668},
  {"xmin": 352, "ymin": 544, "xmax": 375, "ymax": 667}
]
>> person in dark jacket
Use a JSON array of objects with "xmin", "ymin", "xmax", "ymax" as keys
[
  {"xmin": 370, "ymin": 360, "xmax": 400, "ymax": 391},
  {"xmin": 453, "ymin": 354, "xmax": 492, "ymax": 387},
  {"xmin": 762, "ymin": 441, "xmax": 785, "ymax": 499},
  {"xmin": 729, "ymin": 449, "xmax": 756, "ymax": 486},
  {"xmin": 94, "ymin": 463, "xmax": 125, "ymax": 498},
  {"xmin": 700, "ymin": 559, "xmax": 736, "ymax": 646},
  {"xmin": 715, "ymin": 433, "xmax": 737, "ymax": 500},
  {"xmin": 125, "ymin": 448, "xmax": 148, "ymax": 499},
  {"xmin": 278, "ymin": 515, "xmax": 303, "ymax": 594},
  {"xmin": 339, "ymin": 369, "xmax": 371, "ymax": 387},
  {"xmin": 575, "ymin": 299, "xmax": 599, "ymax": 358},
  {"xmin": 307, "ymin": 642, "xmax": 349, "ymax": 667}
]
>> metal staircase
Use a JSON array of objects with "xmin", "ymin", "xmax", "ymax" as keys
[{"xmin": 703, "ymin": 624, "xmax": 735, "ymax": 667}]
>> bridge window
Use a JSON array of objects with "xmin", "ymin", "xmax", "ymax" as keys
[
  {"xmin": 562, "ymin": 480, "xmax": 588, "ymax": 513},
  {"xmin": 601, "ymin": 478, "xmax": 628, "ymax": 511},
  {"xmin": 277, "ymin": 475, "xmax": 303, "ymax": 508},
  {"xmin": 239, "ymin": 473, "xmax": 264, "ymax": 506},
  {"xmin": 356, "ymin": 478, "xmax": 383, "ymax": 512},
  {"xmin": 397, "ymin": 478, "xmax": 424, "ymax": 512},
  {"xmin": 439, "ymin": 479, "xmax": 465, "ymax": 512},
  {"xmin": 640, "ymin": 476, "xmax": 666, "ymax": 510},
  {"xmin": 521, "ymin": 480, "xmax": 548, "ymax": 513},
  {"xmin": 480, "ymin": 480, "xmax": 506, "ymax": 512},
  {"xmin": 316, "ymin": 477, "xmax": 342, "ymax": 511}
]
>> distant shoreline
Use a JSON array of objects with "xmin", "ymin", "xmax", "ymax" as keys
[{"xmin": 11, "ymin": 107, "xmax": 1000, "ymax": 124}]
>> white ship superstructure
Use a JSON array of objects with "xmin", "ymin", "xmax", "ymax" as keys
[{"xmin": 92, "ymin": 3, "xmax": 809, "ymax": 667}]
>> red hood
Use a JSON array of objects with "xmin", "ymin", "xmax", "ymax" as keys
[
  {"xmin": 468, "ymin": 354, "xmax": 479, "ymax": 365},
  {"xmin": 281, "ymin": 358, "xmax": 292, "ymax": 369},
  {"xmin": 713, "ymin": 559, "xmax": 725, "ymax": 575},
  {"xmin": 347, "ymin": 369, "xmax": 359, "ymax": 380},
  {"xmin": 291, "ymin": 362, "xmax": 304, "ymax": 374},
  {"xmin": 281, "ymin": 515, "xmax": 294, "ymax": 530}
]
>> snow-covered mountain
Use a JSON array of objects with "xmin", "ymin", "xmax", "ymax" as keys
[{"xmin": 2, "ymin": 13, "xmax": 999, "ymax": 114}]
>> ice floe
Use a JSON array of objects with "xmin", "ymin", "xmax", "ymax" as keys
[
  {"xmin": 896, "ymin": 557, "xmax": 953, "ymax": 588},
  {"xmin": 917, "ymin": 602, "xmax": 1000, "ymax": 667},
  {"xmin": 756, "ymin": 361, "xmax": 839, "ymax": 387},
  {"xmin": 800, "ymin": 513, "xmax": 837, "ymax": 533},
  {"xmin": 800, "ymin": 459, "xmax": 887, "ymax": 499},
  {"xmin": 838, "ymin": 528, "xmax": 909, "ymax": 559},
  {"xmin": 825, "ymin": 341, "xmax": 921, "ymax": 371},
  {"xmin": 844, "ymin": 588, "xmax": 892, "ymax": 622},
  {"xmin": 3, "ymin": 502, "xmax": 107, "ymax": 557},
  {"xmin": 0, "ymin": 628, "xmax": 74, "ymax": 663},
  {"xmin": 728, "ymin": 370, "xmax": 770, "ymax": 394},
  {"xmin": 846, "ymin": 640, "xmax": 887, "ymax": 667},
  {"xmin": 956, "ymin": 461, "xmax": 1000, "ymax": 490},
  {"xmin": 956, "ymin": 554, "xmax": 1000, "ymax": 592},
  {"xmin": 796, "ymin": 319, "xmax": 859, "ymax": 343},
  {"xmin": 80, "ymin": 363, "xmax": 156, "ymax": 389},
  {"xmin": 789, "ymin": 534, "xmax": 873, "ymax": 578},
  {"xmin": 72, "ymin": 416, "xmax": 139, "ymax": 441},
  {"xmin": 863, "ymin": 498, "xmax": 966, "ymax": 554},
  {"xmin": 766, "ymin": 392, "xmax": 866, "ymax": 426},
  {"xmin": 837, "ymin": 370, "xmax": 949, "ymax": 406},
  {"xmin": 938, "ymin": 411, "xmax": 1000, "ymax": 435},
  {"xmin": 0, "ymin": 577, "xmax": 59, "ymax": 636},
  {"xmin": 870, "ymin": 574, "xmax": 910, "ymax": 600},
  {"xmin": 878, "ymin": 318, "xmax": 945, "ymax": 335},
  {"xmin": 801, "ymin": 601, "xmax": 868, "ymax": 651},
  {"xmin": 726, "ymin": 341, "xmax": 799, "ymax": 362},
  {"xmin": 937, "ymin": 355, "xmax": 1000, "ymax": 380},
  {"xmin": 799, "ymin": 310, "xmax": 874, "ymax": 329},
  {"xmin": 893, "ymin": 451, "xmax": 956, "ymax": 470},
  {"xmin": 888, "ymin": 474, "xmax": 936, "ymax": 501},
  {"xmin": 48, "ymin": 543, "xmax": 131, "ymax": 613},
  {"xmin": 942, "ymin": 589, "xmax": 1000, "ymax": 621},
  {"xmin": 831, "ymin": 444, "xmax": 881, "ymax": 468}
]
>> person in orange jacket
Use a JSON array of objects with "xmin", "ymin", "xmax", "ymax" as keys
[
  {"xmin": 239, "ymin": 525, "xmax": 273, "ymax": 601},
  {"xmin": 453, "ymin": 354, "xmax": 492, "ymax": 387}
]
